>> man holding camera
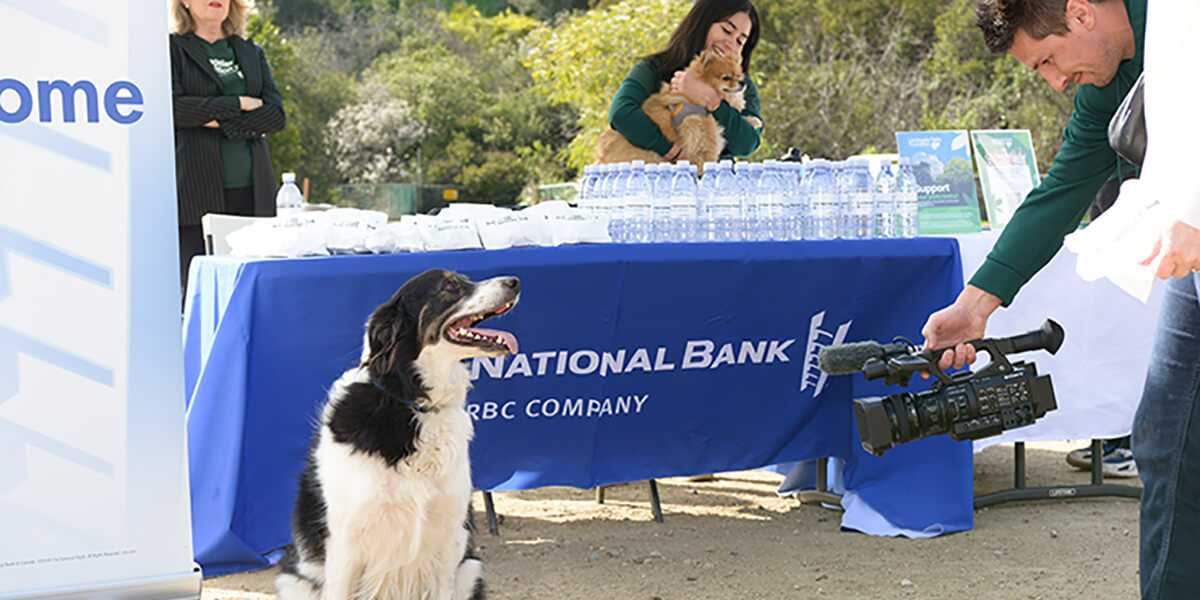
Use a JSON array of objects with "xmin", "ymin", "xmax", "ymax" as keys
[{"xmin": 923, "ymin": 0, "xmax": 1200, "ymax": 597}]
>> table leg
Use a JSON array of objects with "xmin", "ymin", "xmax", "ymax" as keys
[
  {"xmin": 648, "ymin": 480, "xmax": 664, "ymax": 523},
  {"xmin": 483, "ymin": 491, "xmax": 499, "ymax": 536}
]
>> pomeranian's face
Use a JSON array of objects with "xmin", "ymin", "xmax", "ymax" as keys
[{"xmin": 692, "ymin": 51, "xmax": 745, "ymax": 97}]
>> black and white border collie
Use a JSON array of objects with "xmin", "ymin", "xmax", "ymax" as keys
[{"xmin": 276, "ymin": 269, "xmax": 519, "ymax": 600}]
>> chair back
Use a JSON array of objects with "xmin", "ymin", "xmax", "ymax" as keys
[{"xmin": 200, "ymin": 214, "xmax": 268, "ymax": 255}]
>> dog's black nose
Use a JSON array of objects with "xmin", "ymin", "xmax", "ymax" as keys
[{"xmin": 503, "ymin": 277, "xmax": 520, "ymax": 292}]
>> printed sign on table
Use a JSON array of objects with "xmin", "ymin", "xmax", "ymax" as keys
[
  {"xmin": 896, "ymin": 130, "xmax": 982, "ymax": 234},
  {"xmin": 970, "ymin": 129, "xmax": 1041, "ymax": 230}
]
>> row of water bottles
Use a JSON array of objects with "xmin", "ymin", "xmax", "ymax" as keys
[{"xmin": 577, "ymin": 157, "xmax": 919, "ymax": 243}]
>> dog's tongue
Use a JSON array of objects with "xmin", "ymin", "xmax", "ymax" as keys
[{"xmin": 474, "ymin": 327, "xmax": 518, "ymax": 354}]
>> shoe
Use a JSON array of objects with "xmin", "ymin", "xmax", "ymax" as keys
[{"xmin": 1066, "ymin": 443, "xmax": 1138, "ymax": 478}]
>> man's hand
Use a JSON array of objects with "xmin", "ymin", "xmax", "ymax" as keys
[
  {"xmin": 670, "ymin": 71, "xmax": 720, "ymax": 111},
  {"xmin": 202, "ymin": 120, "xmax": 220, "ymax": 128},
  {"xmin": 1141, "ymin": 219, "xmax": 1200, "ymax": 279},
  {"xmin": 920, "ymin": 285, "xmax": 1003, "ymax": 374},
  {"xmin": 239, "ymin": 96, "xmax": 263, "ymax": 111}
]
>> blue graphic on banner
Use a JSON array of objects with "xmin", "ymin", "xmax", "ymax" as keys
[
  {"xmin": 0, "ymin": 0, "xmax": 108, "ymax": 45},
  {"xmin": 0, "ymin": 226, "xmax": 114, "ymax": 405},
  {"xmin": 182, "ymin": 241, "xmax": 973, "ymax": 575}
]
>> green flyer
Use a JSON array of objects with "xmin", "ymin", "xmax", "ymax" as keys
[{"xmin": 969, "ymin": 130, "xmax": 1040, "ymax": 229}]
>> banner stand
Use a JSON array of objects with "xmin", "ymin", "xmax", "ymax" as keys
[{"xmin": 1, "ymin": 0, "xmax": 202, "ymax": 597}]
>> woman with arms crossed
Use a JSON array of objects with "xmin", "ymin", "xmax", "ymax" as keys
[{"xmin": 169, "ymin": 0, "xmax": 285, "ymax": 292}]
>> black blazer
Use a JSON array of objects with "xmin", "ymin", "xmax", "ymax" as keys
[{"xmin": 170, "ymin": 32, "xmax": 286, "ymax": 226}]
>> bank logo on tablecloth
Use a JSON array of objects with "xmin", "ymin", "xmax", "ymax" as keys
[
  {"xmin": 800, "ymin": 311, "xmax": 852, "ymax": 397},
  {"xmin": 466, "ymin": 310, "xmax": 852, "ymax": 422}
]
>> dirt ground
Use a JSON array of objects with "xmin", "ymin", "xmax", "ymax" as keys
[{"xmin": 202, "ymin": 440, "xmax": 1142, "ymax": 600}]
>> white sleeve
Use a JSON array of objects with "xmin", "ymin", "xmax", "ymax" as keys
[{"xmin": 1139, "ymin": 0, "xmax": 1200, "ymax": 228}]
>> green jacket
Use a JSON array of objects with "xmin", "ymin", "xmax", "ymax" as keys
[
  {"xmin": 972, "ymin": 0, "xmax": 1145, "ymax": 305},
  {"xmin": 607, "ymin": 59, "xmax": 762, "ymax": 160}
]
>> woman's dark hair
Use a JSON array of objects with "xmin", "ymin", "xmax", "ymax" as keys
[{"xmin": 643, "ymin": 0, "xmax": 760, "ymax": 81}]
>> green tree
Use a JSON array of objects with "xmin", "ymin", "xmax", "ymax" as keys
[
  {"xmin": 920, "ymin": 1, "xmax": 1073, "ymax": 173},
  {"xmin": 328, "ymin": 3, "xmax": 574, "ymax": 203},
  {"xmin": 248, "ymin": 13, "xmax": 357, "ymax": 202}
]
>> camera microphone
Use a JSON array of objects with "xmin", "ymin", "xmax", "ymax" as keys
[{"xmin": 817, "ymin": 341, "xmax": 915, "ymax": 375}]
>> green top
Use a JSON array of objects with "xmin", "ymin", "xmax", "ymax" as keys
[
  {"xmin": 201, "ymin": 37, "xmax": 254, "ymax": 189},
  {"xmin": 970, "ymin": 0, "xmax": 1145, "ymax": 305},
  {"xmin": 607, "ymin": 59, "xmax": 762, "ymax": 160}
]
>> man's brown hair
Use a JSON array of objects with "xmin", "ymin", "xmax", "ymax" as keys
[{"xmin": 975, "ymin": 0, "xmax": 1111, "ymax": 54}]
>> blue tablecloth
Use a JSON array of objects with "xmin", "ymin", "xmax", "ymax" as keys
[{"xmin": 183, "ymin": 240, "xmax": 973, "ymax": 575}]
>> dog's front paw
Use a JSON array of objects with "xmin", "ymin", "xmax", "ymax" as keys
[{"xmin": 744, "ymin": 116, "xmax": 762, "ymax": 129}]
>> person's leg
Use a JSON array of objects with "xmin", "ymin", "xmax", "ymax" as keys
[
  {"xmin": 224, "ymin": 186, "xmax": 256, "ymax": 217},
  {"xmin": 1132, "ymin": 273, "xmax": 1200, "ymax": 599}
]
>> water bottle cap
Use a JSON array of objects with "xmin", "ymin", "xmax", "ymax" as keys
[
  {"xmin": 282, "ymin": 172, "xmax": 296, "ymax": 183},
  {"xmin": 898, "ymin": 157, "xmax": 911, "ymax": 165},
  {"xmin": 631, "ymin": 160, "xmax": 645, "ymax": 167}
]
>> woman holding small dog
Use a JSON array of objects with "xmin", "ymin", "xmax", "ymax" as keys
[
  {"xmin": 606, "ymin": 0, "xmax": 761, "ymax": 163},
  {"xmin": 169, "ymin": 0, "xmax": 285, "ymax": 293}
]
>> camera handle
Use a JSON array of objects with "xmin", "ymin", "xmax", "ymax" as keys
[{"xmin": 861, "ymin": 319, "xmax": 1065, "ymax": 388}]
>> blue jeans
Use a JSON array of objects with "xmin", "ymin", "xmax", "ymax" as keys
[{"xmin": 1133, "ymin": 273, "xmax": 1200, "ymax": 599}]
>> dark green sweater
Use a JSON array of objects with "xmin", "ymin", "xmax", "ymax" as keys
[
  {"xmin": 607, "ymin": 59, "xmax": 762, "ymax": 160},
  {"xmin": 972, "ymin": 0, "xmax": 1145, "ymax": 305}
]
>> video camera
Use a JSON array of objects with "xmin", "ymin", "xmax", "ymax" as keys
[{"xmin": 817, "ymin": 319, "xmax": 1064, "ymax": 455}]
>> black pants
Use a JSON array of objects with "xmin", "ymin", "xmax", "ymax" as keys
[{"xmin": 179, "ymin": 186, "xmax": 256, "ymax": 294}]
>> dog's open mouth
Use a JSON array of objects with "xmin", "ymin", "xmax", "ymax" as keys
[{"xmin": 444, "ymin": 301, "xmax": 518, "ymax": 354}]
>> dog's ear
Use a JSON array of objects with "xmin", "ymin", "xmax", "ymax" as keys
[
  {"xmin": 364, "ymin": 300, "xmax": 417, "ymax": 381},
  {"xmin": 700, "ymin": 49, "xmax": 713, "ymax": 68}
]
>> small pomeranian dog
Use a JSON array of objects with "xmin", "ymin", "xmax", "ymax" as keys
[{"xmin": 594, "ymin": 50, "xmax": 761, "ymax": 171}]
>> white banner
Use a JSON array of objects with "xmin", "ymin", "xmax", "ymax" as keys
[{"xmin": 0, "ymin": 0, "xmax": 199, "ymax": 598}]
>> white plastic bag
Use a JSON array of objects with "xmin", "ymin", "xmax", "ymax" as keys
[
  {"xmin": 524, "ymin": 201, "xmax": 611, "ymax": 245},
  {"xmin": 320, "ymin": 208, "xmax": 388, "ymax": 254},
  {"xmin": 1064, "ymin": 178, "xmax": 1166, "ymax": 303},
  {"xmin": 226, "ymin": 213, "xmax": 330, "ymax": 257},
  {"xmin": 414, "ymin": 214, "xmax": 483, "ymax": 251},
  {"xmin": 473, "ymin": 211, "xmax": 553, "ymax": 249}
]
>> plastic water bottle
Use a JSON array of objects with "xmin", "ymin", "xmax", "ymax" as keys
[
  {"xmin": 895, "ymin": 158, "xmax": 920, "ymax": 238},
  {"xmin": 711, "ymin": 160, "xmax": 742, "ymax": 241},
  {"xmin": 873, "ymin": 162, "xmax": 896, "ymax": 239},
  {"xmin": 651, "ymin": 163, "xmax": 674, "ymax": 242},
  {"xmin": 577, "ymin": 165, "xmax": 598, "ymax": 212},
  {"xmin": 276, "ymin": 172, "xmax": 304, "ymax": 216},
  {"xmin": 738, "ymin": 162, "xmax": 762, "ymax": 241},
  {"xmin": 806, "ymin": 159, "xmax": 838, "ymax": 240},
  {"xmin": 624, "ymin": 160, "xmax": 653, "ymax": 243},
  {"xmin": 591, "ymin": 164, "xmax": 614, "ymax": 224},
  {"xmin": 756, "ymin": 160, "xmax": 787, "ymax": 241},
  {"xmin": 672, "ymin": 162, "xmax": 699, "ymax": 241},
  {"xmin": 842, "ymin": 159, "xmax": 874, "ymax": 239},
  {"xmin": 696, "ymin": 162, "xmax": 719, "ymax": 242},
  {"xmin": 609, "ymin": 162, "xmax": 631, "ymax": 242},
  {"xmin": 781, "ymin": 161, "xmax": 804, "ymax": 240}
]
